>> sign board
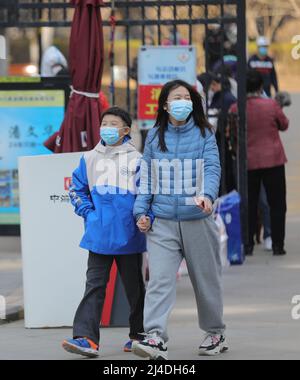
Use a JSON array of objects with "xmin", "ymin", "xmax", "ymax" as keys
[
  {"xmin": 0, "ymin": 89, "xmax": 65, "ymax": 226},
  {"xmin": 19, "ymin": 152, "xmax": 86, "ymax": 327},
  {"xmin": 0, "ymin": 35, "xmax": 6, "ymax": 60},
  {"xmin": 19, "ymin": 152, "xmax": 131, "ymax": 328},
  {"xmin": 138, "ymin": 45, "xmax": 197, "ymax": 130}
]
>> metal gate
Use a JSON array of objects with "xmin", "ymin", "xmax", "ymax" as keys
[{"xmin": 0, "ymin": 0, "xmax": 248, "ymax": 245}]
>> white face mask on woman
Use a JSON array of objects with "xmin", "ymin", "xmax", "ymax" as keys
[{"xmin": 168, "ymin": 99, "xmax": 193, "ymax": 121}]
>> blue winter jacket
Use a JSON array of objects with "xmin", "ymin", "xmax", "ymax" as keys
[
  {"xmin": 70, "ymin": 137, "xmax": 147, "ymax": 255},
  {"xmin": 133, "ymin": 118, "xmax": 221, "ymax": 221}
]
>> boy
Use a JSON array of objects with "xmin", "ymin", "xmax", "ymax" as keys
[{"xmin": 62, "ymin": 107, "xmax": 152, "ymax": 358}]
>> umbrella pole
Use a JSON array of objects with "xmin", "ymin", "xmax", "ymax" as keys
[{"xmin": 109, "ymin": 0, "xmax": 116, "ymax": 106}]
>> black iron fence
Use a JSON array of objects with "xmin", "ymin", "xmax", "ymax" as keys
[{"xmin": 0, "ymin": 0, "xmax": 248, "ymax": 245}]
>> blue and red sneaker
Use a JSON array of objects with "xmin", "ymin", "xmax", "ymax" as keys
[
  {"xmin": 124, "ymin": 339, "xmax": 141, "ymax": 353},
  {"xmin": 62, "ymin": 337, "xmax": 99, "ymax": 358}
]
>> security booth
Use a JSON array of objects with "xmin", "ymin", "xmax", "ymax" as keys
[{"xmin": 0, "ymin": 0, "xmax": 248, "ymax": 327}]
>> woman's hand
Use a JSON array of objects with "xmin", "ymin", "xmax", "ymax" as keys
[
  {"xmin": 194, "ymin": 196, "xmax": 213, "ymax": 214},
  {"xmin": 137, "ymin": 215, "xmax": 151, "ymax": 233}
]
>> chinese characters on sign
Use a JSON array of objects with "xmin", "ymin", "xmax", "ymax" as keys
[
  {"xmin": 138, "ymin": 46, "xmax": 197, "ymax": 130},
  {"xmin": 0, "ymin": 90, "xmax": 65, "ymax": 225},
  {"xmin": 50, "ymin": 195, "xmax": 70, "ymax": 203},
  {"xmin": 49, "ymin": 177, "xmax": 72, "ymax": 204},
  {"xmin": 138, "ymin": 85, "xmax": 162, "ymax": 120},
  {"xmin": 8, "ymin": 124, "xmax": 54, "ymax": 148}
]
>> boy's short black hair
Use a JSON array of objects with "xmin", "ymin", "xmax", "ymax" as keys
[
  {"xmin": 247, "ymin": 69, "xmax": 264, "ymax": 93},
  {"xmin": 101, "ymin": 106, "xmax": 132, "ymax": 128}
]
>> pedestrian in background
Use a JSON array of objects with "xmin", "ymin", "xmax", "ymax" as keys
[
  {"xmin": 230, "ymin": 70, "xmax": 289, "ymax": 256},
  {"xmin": 248, "ymin": 36, "xmax": 279, "ymax": 97},
  {"xmin": 209, "ymin": 72, "xmax": 237, "ymax": 193}
]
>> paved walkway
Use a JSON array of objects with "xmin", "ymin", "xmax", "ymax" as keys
[{"xmin": 0, "ymin": 229, "xmax": 299, "ymax": 360}]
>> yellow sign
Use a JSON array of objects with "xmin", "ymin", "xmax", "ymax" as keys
[
  {"xmin": 0, "ymin": 90, "xmax": 64, "ymax": 107},
  {"xmin": 0, "ymin": 76, "xmax": 41, "ymax": 83}
]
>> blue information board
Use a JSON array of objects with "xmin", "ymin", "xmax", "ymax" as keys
[{"xmin": 0, "ymin": 89, "xmax": 65, "ymax": 225}]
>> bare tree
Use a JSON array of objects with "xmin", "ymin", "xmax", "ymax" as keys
[{"xmin": 247, "ymin": 0, "xmax": 300, "ymax": 41}]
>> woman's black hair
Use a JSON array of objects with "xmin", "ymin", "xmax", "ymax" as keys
[
  {"xmin": 154, "ymin": 79, "xmax": 212, "ymax": 152},
  {"xmin": 197, "ymin": 72, "xmax": 211, "ymax": 93},
  {"xmin": 101, "ymin": 106, "xmax": 132, "ymax": 128}
]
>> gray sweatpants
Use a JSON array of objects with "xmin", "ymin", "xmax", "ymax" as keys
[{"xmin": 144, "ymin": 216, "xmax": 226, "ymax": 342}]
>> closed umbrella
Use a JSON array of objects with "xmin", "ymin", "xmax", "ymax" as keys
[{"xmin": 44, "ymin": 0, "xmax": 104, "ymax": 152}]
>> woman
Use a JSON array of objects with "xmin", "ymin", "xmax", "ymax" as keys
[
  {"xmin": 132, "ymin": 80, "xmax": 227, "ymax": 360},
  {"xmin": 230, "ymin": 70, "xmax": 289, "ymax": 256}
]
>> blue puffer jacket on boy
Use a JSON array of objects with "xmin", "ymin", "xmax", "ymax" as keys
[
  {"xmin": 134, "ymin": 118, "xmax": 221, "ymax": 221},
  {"xmin": 70, "ymin": 137, "xmax": 148, "ymax": 255}
]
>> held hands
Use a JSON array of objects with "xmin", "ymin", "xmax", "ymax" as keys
[
  {"xmin": 194, "ymin": 196, "xmax": 213, "ymax": 214},
  {"xmin": 137, "ymin": 215, "xmax": 151, "ymax": 233}
]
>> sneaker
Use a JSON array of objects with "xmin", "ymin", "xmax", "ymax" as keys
[
  {"xmin": 124, "ymin": 339, "xmax": 140, "ymax": 353},
  {"xmin": 264, "ymin": 237, "xmax": 273, "ymax": 251},
  {"xmin": 198, "ymin": 334, "xmax": 228, "ymax": 356},
  {"xmin": 62, "ymin": 337, "xmax": 99, "ymax": 358},
  {"xmin": 132, "ymin": 333, "xmax": 168, "ymax": 360}
]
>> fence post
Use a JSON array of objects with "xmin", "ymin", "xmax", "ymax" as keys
[{"xmin": 236, "ymin": 0, "xmax": 249, "ymax": 248}]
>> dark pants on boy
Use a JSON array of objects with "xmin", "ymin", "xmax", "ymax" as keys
[
  {"xmin": 248, "ymin": 165, "xmax": 287, "ymax": 249},
  {"xmin": 73, "ymin": 252, "xmax": 145, "ymax": 345}
]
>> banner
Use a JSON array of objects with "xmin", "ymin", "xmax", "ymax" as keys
[{"xmin": 138, "ymin": 46, "xmax": 197, "ymax": 130}]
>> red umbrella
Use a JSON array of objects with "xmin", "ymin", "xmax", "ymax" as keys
[{"xmin": 44, "ymin": 0, "xmax": 104, "ymax": 152}]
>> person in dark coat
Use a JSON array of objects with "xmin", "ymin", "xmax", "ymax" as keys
[
  {"xmin": 230, "ymin": 70, "xmax": 289, "ymax": 256},
  {"xmin": 248, "ymin": 36, "xmax": 279, "ymax": 97},
  {"xmin": 208, "ymin": 72, "xmax": 237, "ymax": 193}
]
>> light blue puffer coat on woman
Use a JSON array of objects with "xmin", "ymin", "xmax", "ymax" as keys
[{"xmin": 134, "ymin": 117, "xmax": 221, "ymax": 221}]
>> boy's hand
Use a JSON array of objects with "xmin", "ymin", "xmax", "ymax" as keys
[
  {"xmin": 137, "ymin": 215, "xmax": 151, "ymax": 233},
  {"xmin": 194, "ymin": 196, "xmax": 213, "ymax": 214}
]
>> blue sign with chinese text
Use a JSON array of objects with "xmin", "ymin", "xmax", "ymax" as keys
[{"xmin": 0, "ymin": 90, "xmax": 65, "ymax": 224}]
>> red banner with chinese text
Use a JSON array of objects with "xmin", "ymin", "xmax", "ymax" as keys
[{"xmin": 138, "ymin": 85, "xmax": 162, "ymax": 120}]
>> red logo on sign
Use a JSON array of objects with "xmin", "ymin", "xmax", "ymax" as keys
[{"xmin": 64, "ymin": 177, "xmax": 72, "ymax": 191}]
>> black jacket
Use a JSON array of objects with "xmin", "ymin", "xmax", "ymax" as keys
[{"xmin": 248, "ymin": 54, "xmax": 279, "ymax": 97}]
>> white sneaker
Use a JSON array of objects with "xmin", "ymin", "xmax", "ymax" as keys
[
  {"xmin": 132, "ymin": 333, "xmax": 168, "ymax": 360},
  {"xmin": 198, "ymin": 334, "xmax": 228, "ymax": 356},
  {"xmin": 264, "ymin": 237, "xmax": 273, "ymax": 251}
]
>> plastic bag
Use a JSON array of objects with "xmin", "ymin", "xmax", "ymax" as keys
[
  {"xmin": 216, "ymin": 190, "xmax": 244, "ymax": 265},
  {"xmin": 214, "ymin": 213, "xmax": 230, "ymax": 267}
]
